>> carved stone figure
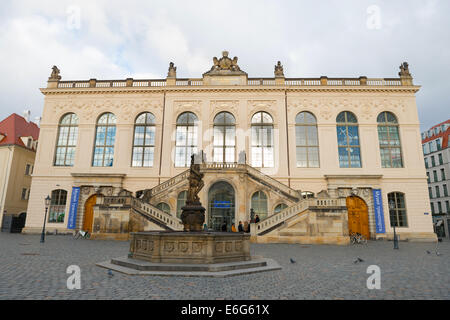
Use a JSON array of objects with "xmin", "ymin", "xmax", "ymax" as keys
[
  {"xmin": 209, "ymin": 51, "xmax": 242, "ymax": 72},
  {"xmin": 274, "ymin": 61, "xmax": 284, "ymax": 77},
  {"xmin": 168, "ymin": 62, "xmax": 177, "ymax": 78},
  {"xmin": 49, "ymin": 66, "xmax": 61, "ymax": 81},
  {"xmin": 398, "ymin": 62, "xmax": 411, "ymax": 77},
  {"xmin": 186, "ymin": 155, "xmax": 205, "ymax": 204}
]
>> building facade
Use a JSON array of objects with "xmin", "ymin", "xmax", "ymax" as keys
[
  {"xmin": 422, "ymin": 120, "xmax": 450, "ymax": 238},
  {"xmin": 23, "ymin": 52, "xmax": 436, "ymax": 243},
  {"xmin": 0, "ymin": 113, "xmax": 40, "ymax": 232}
]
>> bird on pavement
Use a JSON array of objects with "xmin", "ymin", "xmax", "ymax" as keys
[
  {"xmin": 436, "ymin": 251, "xmax": 442, "ymax": 256},
  {"xmin": 290, "ymin": 258, "xmax": 296, "ymax": 264},
  {"xmin": 426, "ymin": 250, "xmax": 431, "ymax": 254},
  {"xmin": 108, "ymin": 269, "xmax": 114, "ymax": 277},
  {"xmin": 353, "ymin": 257, "xmax": 364, "ymax": 264}
]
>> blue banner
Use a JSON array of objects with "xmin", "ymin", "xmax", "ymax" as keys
[
  {"xmin": 213, "ymin": 201, "xmax": 231, "ymax": 208},
  {"xmin": 372, "ymin": 189, "xmax": 386, "ymax": 234},
  {"xmin": 67, "ymin": 187, "xmax": 80, "ymax": 229}
]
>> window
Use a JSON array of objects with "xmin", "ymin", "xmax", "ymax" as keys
[
  {"xmin": 21, "ymin": 188, "xmax": 28, "ymax": 200},
  {"xmin": 377, "ymin": 112, "xmax": 403, "ymax": 168},
  {"xmin": 438, "ymin": 202, "xmax": 442, "ymax": 214},
  {"xmin": 437, "ymin": 138, "xmax": 441, "ymax": 150},
  {"xmin": 93, "ymin": 113, "xmax": 116, "ymax": 167},
  {"xmin": 295, "ymin": 112, "xmax": 319, "ymax": 167},
  {"xmin": 424, "ymin": 158, "xmax": 428, "ymax": 168},
  {"xmin": 336, "ymin": 111, "xmax": 361, "ymax": 168},
  {"xmin": 25, "ymin": 164, "xmax": 31, "ymax": 176},
  {"xmin": 132, "ymin": 113, "xmax": 156, "ymax": 167},
  {"xmin": 431, "ymin": 202, "xmax": 435, "ymax": 214},
  {"xmin": 176, "ymin": 191, "xmax": 187, "ymax": 218},
  {"xmin": 48, "ymin": 189, "xmax": 67, "ymax": 223},
  {"xmin": 54, "ymin": 113, "xmax": 78, "ymax": 166},
  {"xmin": 433, "ymin": 170, "xmax": 438, "ymax": 182},
  {"xmin": 213, "ymin": 112, "xmax": 236, "ymax": 163},
  {"xmin": 156, "ymin": 202, "xmax": 171, "ymax": 215},
  {"xmin": 429, "ymin": 187, "xmax": 433, "ymax": 199},
  {"xmin": 251, "ymin": 112, "xmax": 274, "ymax": 167},
  {"xmin": 387, "ymin": 192, "xmax": 408, "ymax": 227},
  {"xmin": 444, "ymin": 184, "xmax": 448, "ymax": 197},
  {"xmin": 435, "ymin": 186, "xmax": 440, "ymax": 198},
  {"xmin": 431, "ymin": 156, "xmax": 436, "ymax": 167},
  {"xmin": 251, "ymin": 191, "xmax": 268, "ymax": 220},
  {"xmin": 439, "ymin": 153, "xmax": 443, "ymax": 165},
  {"xmin": 274, "ymin": 203, "xmax": 288, "ymax": 214},
  {"xmin": 441, "ymin": 168, "xmax": 446, "ymax": 181},
  {"xmin": 446, "ymin": 201, "xmax": 450, "ymax": 214},
  {"xmin": 427, "ymin": 172, "xmax": 430, "ymax": 183},
  {"xmin": 175, "ymin": 112, "xmax": 198, "ymax": 167}
]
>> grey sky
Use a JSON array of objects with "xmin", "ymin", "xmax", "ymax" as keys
[{"xmin": 0, "ymin": 0, "xmax": 448, "ymax": 131}]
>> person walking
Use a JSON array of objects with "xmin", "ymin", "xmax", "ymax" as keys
[
  {"xmin": 238, "ymin": 221, "xmax": 244, "ymax": 232},
  {"xmin": 255, "ymin": 215, "xmax": 260, "ymax": 223}
]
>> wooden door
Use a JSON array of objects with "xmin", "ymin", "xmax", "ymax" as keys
[
  {"xmin": 346, "ymin": 196, "xmax": 370, "ymax": 239},
  {"xmin": 83, "ymin": 195, "xmax": 97, "ymax": 233}
]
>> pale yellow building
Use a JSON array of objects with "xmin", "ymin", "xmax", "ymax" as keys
[
  {"xmin": 0, "ymin": 113, "xmax": 39, "ymax": 231},
  {"xmin": 23, "ymin": 52, "xmax": 436, "ymax": 243}
]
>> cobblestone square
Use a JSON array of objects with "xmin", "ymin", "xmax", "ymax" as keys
[{"xmin": 0, "ymin": 233, "xmax": 448, "ymax": 300}]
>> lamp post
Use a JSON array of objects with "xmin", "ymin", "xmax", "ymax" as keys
[
  {"xmin": 389, "ymin": 199, "xmax": 399, "ymax": 249},
  {"xmin": 40, "ymin": 195, "xmax": 51, "ymax": 243}
]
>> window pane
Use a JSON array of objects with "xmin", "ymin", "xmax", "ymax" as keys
[
  {"xmin": 213, "ymin": 147, "xmax": 223, "ymax": 162},
  {"xmin": 225, "ymin": 127, "xmax": 235, "ymax": 146},
  {"xmin": 307, "ymin": 126, "xmax": 318, "ymax": 145},
  {"xmin": 337, "ymin": 126, "xmax": 347, "ymax": 146},
  {"xmin": 308, "ymin": 147, "xmax": 319, "ymax": 167},
  {"xmin": 296, "ymin": 147, "xmax": 307, "ymax": 167},
  {"xmin": 263, "ymin": 147, "xmax": 274, "ymax": 167},
  {"xmin": 134, "ymin": 126, "xmax": 145, "ymax": 145},
  {"xmin": 296, "ymin": 126, "xmax": 306, "ymax": 146},
  {"xmin": 347, "ymin": 126, "xmax": 359, "ymax": 146},
  {"xmin": 378, "ymin": 126, "xmax": 389, "ymax": 146},
  {"xmin": 225, "ymin": 147, "xmax": 235, "ymax": 163},
  {"xmin": 252, "ymin": 147, "xmax": 262, "ymax": 167},
  {"xmin": 143, "ymin": 147, "xmax": 154, "ymax": 167},
  {"xmin": 145, "ymin": 126, "xmax": 155, "ymax": 146},
  {"xmin": 175, "ymin": 147, "xmax": 186, "ymax": 167},
  {"xmin": 95, "ymin": 127, "xmax": 106, "ymax": 146},
  {"xmin": 132, "ymin": 147, "xmax": 143, "ymax": 167},
  {"xmin": 349, "ymin": 147, "xmax": 361, "ymax": 168},
  {"xmin": 213, "ymin": 127, "xmax": 223, "ymax": 146},
  {"xmin": 176, "ymin": 127, "xmax": 187, "ymax": 146},
  {"xmin": 339, "ymin": 147, "xmax": 349, "ymax": 168}
]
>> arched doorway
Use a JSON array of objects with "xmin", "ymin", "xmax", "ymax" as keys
[
  {"xmin": 208, "ymin": 181, "xmax": 235, "ymax": 231},
  {"xmin": 346, "ymin": 196, "xmax": 370, "ymax": 239},
  {"xmin": 83, "ymin": 195, "xmax": 97, "ymax": 233}
]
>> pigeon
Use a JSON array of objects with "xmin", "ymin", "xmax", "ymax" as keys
[
  {"xmin": 426, "ymin": 250, "xmax": 431, "ymax": 254},
  {"xmin": 353, "ymin": 257, "xmax": 364, "ymax": 264},
  {"xmin": 290, "ymin": 258, "xmax": 296, "ymax": 264},
  {"xmin": 107, "ymin": 269, "xmax": 114, "ymax": 277},
  {"xmin": 436, "ymin": 251, "xmax": 442, "ymax": 256}
]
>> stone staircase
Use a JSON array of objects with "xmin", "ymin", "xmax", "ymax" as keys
[{"xmin": 131, "ymin": 197, "xmax": 184, "ymax": 231}]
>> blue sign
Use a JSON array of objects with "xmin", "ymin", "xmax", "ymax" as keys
[
  {"xmin": 67, "ymin": 187, "xmax": 80, "ymax": 229},
  {"xmin": 372, "ymin": 189, "xmax": 386, "ymax": 234},
  {"xmin": 213, "ymin": 201, "xmax": 231, "ymax": 208}
]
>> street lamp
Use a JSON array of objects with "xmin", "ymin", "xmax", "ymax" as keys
[
  {"xmin": 389, "ymin": 199, "xmax": 399, "ymax": 250},
  {"xmin": 40, "ymin": 195, "xmax": 51, "ymax": 243}
]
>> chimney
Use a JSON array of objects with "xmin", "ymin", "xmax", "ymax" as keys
[{"xmin": 23, "ymin": 110, "xmax": 31, "ymax": 122}]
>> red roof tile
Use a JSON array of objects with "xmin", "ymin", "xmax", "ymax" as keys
[
  {"xmin": 0, "ymin": 113, "xmax": 40, "ymax": 149},
  {"xmin": 422, "ymin": 119, "xmax": 450, "ymax": 149}
]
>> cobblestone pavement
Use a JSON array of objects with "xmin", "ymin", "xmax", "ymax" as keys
[{"xmin": 0, "ymin": 233, "xmax": 449, "ymax": 300}]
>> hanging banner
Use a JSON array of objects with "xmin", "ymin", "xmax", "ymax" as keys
[
  {"xmin": 67, "ymin": 187, "xmax": 80, "ymax": 229},
  {"xmin": 372, "ymin": 189, "xmax": 386, "ymax": 234}
]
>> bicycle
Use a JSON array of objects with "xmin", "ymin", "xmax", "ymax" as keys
[
  {"xmin": 74, "ymin": 230, "xmax": 90, "ymax": 239},
  {"xmin": 350, "ymin": 232, "xmax": 367, "ymax": 245}
]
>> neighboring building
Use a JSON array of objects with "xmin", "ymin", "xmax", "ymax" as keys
[
  {"xmin": 23, "ymin": 53, "xmax": 436, "ymax": 243},
  {"xmin": 0, "ymin": 113, "xmax": 40, "ymax": 232},
  {"xmin": 422, "ymin": 120, "xmax": 450, "ymax": 239}
]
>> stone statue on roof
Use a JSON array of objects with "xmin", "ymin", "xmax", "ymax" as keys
[
  {"xmin": 49, "ymin": 66, "xmax": 61, "ymax": 81},
  {"xmin": 205, "ymin": 51, "xmax": 246, "ymax": 75},
  {"xmin": 168, "ymin": 62, "xmax": 177, "ymax": 78},
  {"xmin": 398, "ymin": 62, "xmax": 411, "ymax": 77},
  {"xmin": 274, "ymin": 61, "xmax": 284, "ymax": 77}
]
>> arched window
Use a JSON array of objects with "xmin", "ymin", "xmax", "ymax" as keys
[
  {"xmin": 175, "ymin": 112, "xmax": 198, "ymax": 167},
  {"xmin": 132, "ymin": 112, "xmax": 156, "ymax": 167},
  {"xmin": 48, "ymin": 189, "xmax": 67, "ymax": 223},
  {"xmin": 176, "ymin": 191, "xmax": 188, "ymax": 218},
  {"xmin": 156, "ymin": 202, "xmax": 171, "ymax": 215},
  {"xmin": 93, "ymin": 113, "xmax": 116, "ymax": 167},
  {"xmin": 295, "ymin": 112, "xmax": 319, "ymax": 167},
  {"xmin": 251, "ymin": 191, "xmax": 268, "ymax": 220},
  {"xmin": 213, "ymin": 112, "xmax": 236, "ymax": 163},
  {"xmin": 377, "ymin": 112, "xmax": 403, "ymax": 168},
  {"xmin": 54, "ymin": 113, "xmax": 78, "ymax": 166},
  {"xmin": 274, "ymin": 203, "xmax": 288, "ymax": 214},
  {"xmin": 336, "ymin": 111, "xmax": 361, "ymax": 168},
  {"xmin": 251, "ymin": 112, "xmax": 274, "ymax": 167},
  {"xmin": 387, "ymin": 192, "xmax": 408, "ymax": 227}
]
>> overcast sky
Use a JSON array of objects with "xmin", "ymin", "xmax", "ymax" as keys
[{"xmin": 0, "ymin": 0, "xmax": 448, "ymax": 131}]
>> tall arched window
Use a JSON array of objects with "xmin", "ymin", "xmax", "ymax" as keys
[
  {"xmin": 54, "ymin": 113, "xmax": 78, "ymax": 166},
  {"xmin": 388, "ymin": 192, "xmax": 408, "ymax": 227},
  {"xmin": 213, "ymin": 112, "xmax": 236, "ymax": 163},
  {"xmin": 295, "ymin": 111, "xmax": 319, "ymax": 167},
  {"xmin": 156, "ymin": 202, "xmax": 171, "ymax": 215},
  {"xmin": 132, "ymin": 112, "xmax": 156, "ymax": 167},
  {"xmin": 336, "ymin": 111, "xmax": 361, "ymax": 168},
  {"xmin": 251, "ymin": 191, "xmax": 268, "ymax": 220},
  {"xmin": 251, "ymin": 112, "xmax": 274, "ymax": 167},
  {"xmin": 175, "ymin": 112, "xmax": 198, "ymax": 167},
  {"xmin": 48, "ymin": 189, "xmax": 67, "ymax": 223},
  {"xmin": 93, "ymin": 113, "xmax": 116, "ymax": 167},
  {"xmin": 176, "ymin": 191, "xmax": 187, "ymax": 218},
  {"xmin": 377, "ymin": 112, "xmax": 403, "ymax": 168}
]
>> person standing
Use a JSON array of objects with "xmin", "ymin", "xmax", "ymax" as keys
[
  {"xmin": 243, "ymin": 221, "xmax": 249, "ymax": 233},
  {"xmin": 231, "ymin": 223, "xmax": 237, "ymax": 232},
  {"xmin": 255, "ymin": 215, "xmax": 260, "ymax": 223},
  {"xmin": 238, "ymin": 221, "xmax": 244, "ymax": 232},
  {"xmin": 221, "ymin": 220, "xmax": 227, "ymax": 232}
]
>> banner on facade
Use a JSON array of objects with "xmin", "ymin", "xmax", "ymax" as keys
[
  {"xmin": 372, "ymin": 189, "xmax": 386, "ymax": 234},
  {"xmin": 67, "ymin": 187, "xmax": 80, "ymax": 229}
]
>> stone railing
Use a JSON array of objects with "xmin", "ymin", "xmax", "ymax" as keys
[
  {"xmin": 148, "ymin": 169, "xmax": 190, "ymax": 197},
  {"xmin": 55, "ymin": 77, "xmax": 406, "ymax": 89},
  {"xmin": 254, "ymin": 197, "xmax": 346, "ymax": 235},
  {"xmin": 131, "ymin": 197, "xmax": 183, "ymax": 231}
]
